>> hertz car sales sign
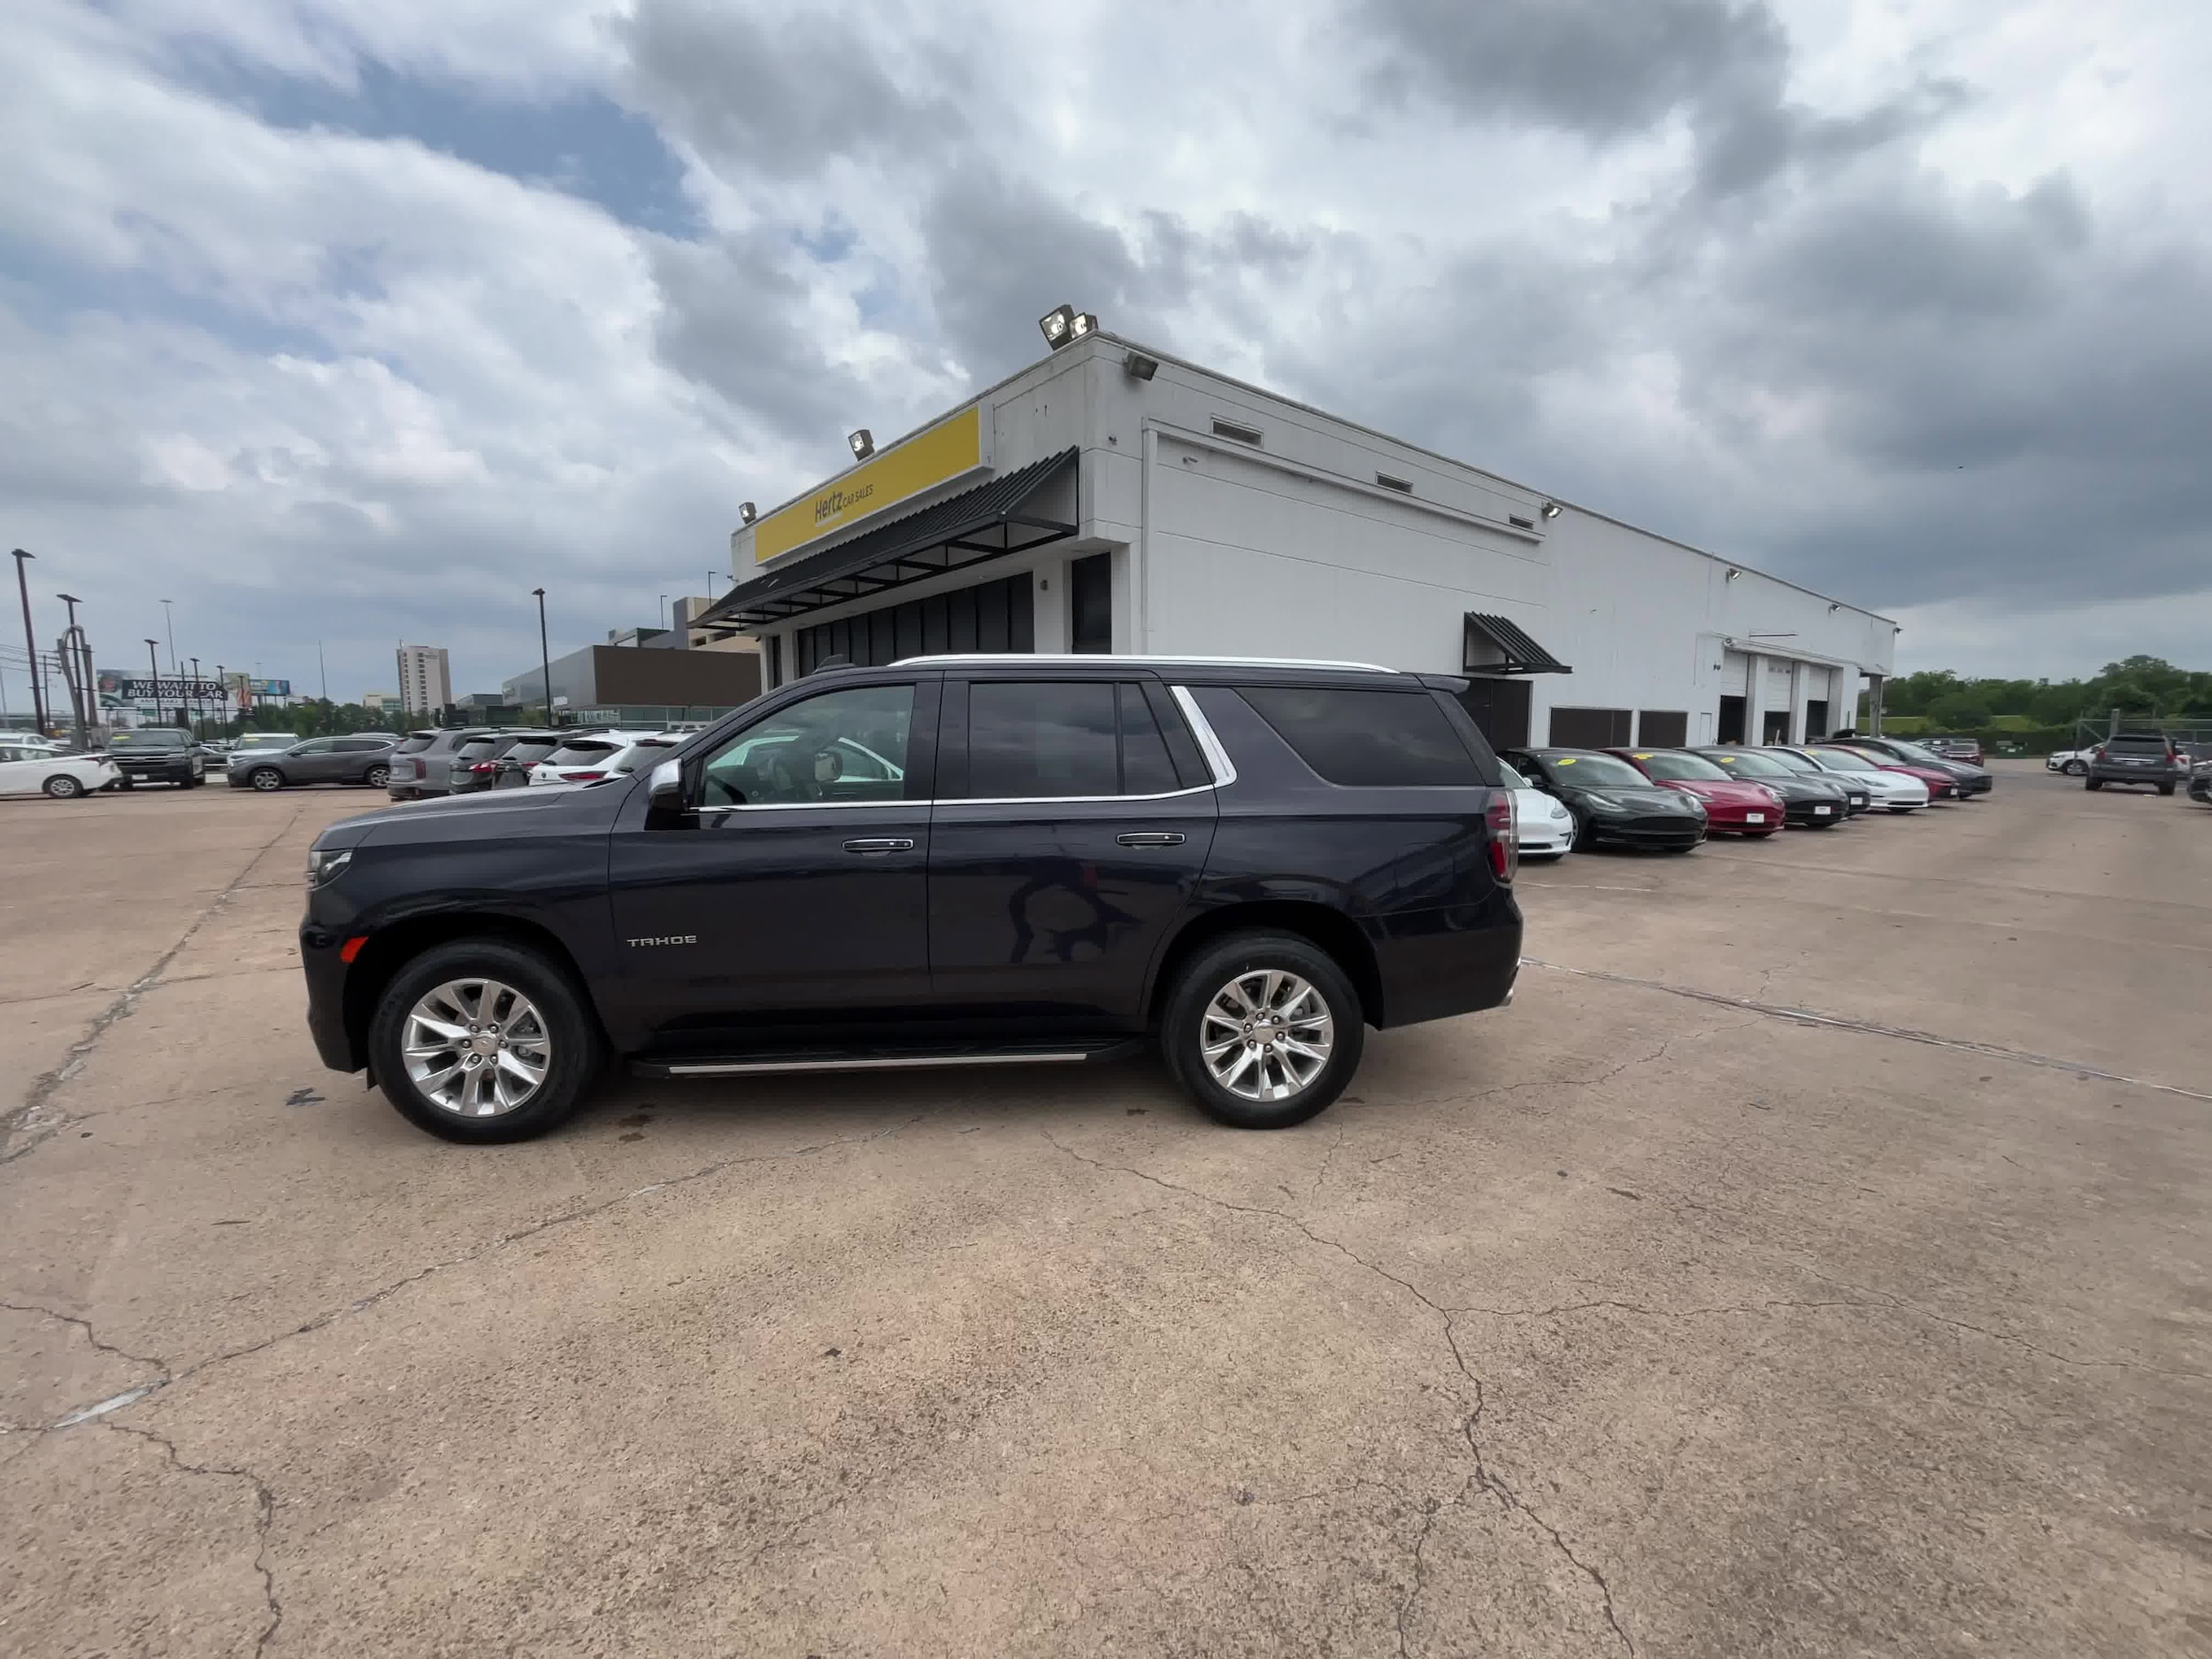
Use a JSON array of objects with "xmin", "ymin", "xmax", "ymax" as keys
[{"xmin": 750, "ymin": 406, "xmax": 987, "ymax": 564}]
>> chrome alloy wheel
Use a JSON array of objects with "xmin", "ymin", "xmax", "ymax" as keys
[
  {"xmin": 1200, "ymin": 969, "xmax": 1334, "ymax": 1102},
  {"xmin": 402, "ymin": 978, "xmax": 552, "ymax": 1117}
]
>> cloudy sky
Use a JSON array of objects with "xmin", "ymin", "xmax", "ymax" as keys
[{"xmin": 4, "ymin": 0, "xmax": 2208, "ymax": 704}]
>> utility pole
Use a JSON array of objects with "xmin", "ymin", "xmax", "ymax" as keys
[
  {"xmin": 190, "ymin": 657, "xmax": 203, "ymax": 735},
  {"xmin": 318, "ymin": 640, "xmax": 327, "ymax": 702},
  {"xmin": 145, "ymin": 639, "xmax": 163, "ymax": 727},
  {"xmin": 12, "ymin": 549, "xmax": 46, "ymax": 736},
  {"xmin": 533, "ymin": 588, "xmax": 553, "ymax": 727}
]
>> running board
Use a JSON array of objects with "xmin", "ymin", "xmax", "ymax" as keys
[{"xmin": 631, "ymin": 1040, "xmax": 1143, "ymax": 1080}]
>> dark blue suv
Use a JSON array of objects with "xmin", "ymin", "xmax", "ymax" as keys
[{"xmin": 300, "ymin": 657, "xmax": 1524, "ymax": 1141}]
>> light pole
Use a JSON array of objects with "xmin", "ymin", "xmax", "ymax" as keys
[
  {"xmin": 216, "ymin": 664, "xmax": 227, "ymax": 734},
  {"xmin": 12, "ymin": 549, "xmax": 45, "ymax": 736},
  {"xmin": 145, "ymin": 638, "xmax": 163, "ymax": 728},
  {"xmin": 161, "ymin": 598, "xmax": 177, "ymax": 674},
  {"xmin": 532, "ymin": 588, "xmax": 553, "ymax": 727},
  {"xmin": 190, "ymin": 657, "xmax": 202, "ymax": 735}
]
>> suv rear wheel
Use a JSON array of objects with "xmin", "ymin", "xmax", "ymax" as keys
[
  {"xmin": 1162, "ymin": 931, "xmax": 1363, "ymax": 1130},
  {"xmin": 364, "ymin": 763, "xmax": 391, "ymax": 789},
  {"xmin": 368, "ymin": 939, "xmax": 604, "ymax": 1143}
]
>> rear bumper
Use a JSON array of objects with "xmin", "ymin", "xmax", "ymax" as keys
[
  {"xmin": 1368, "ymin": 895, "xmax": 1523, "ymax": 1028},
  {"xmin": 2087, "ymin": 767, "xmax": 2181, "ymax": 787}
]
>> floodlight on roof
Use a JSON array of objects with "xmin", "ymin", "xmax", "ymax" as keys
[
  {"xmin": 1068, "ymin": 311, "xmax": 1097, "ymax": 341},
  {"xmin": 1125, "ymin": 351, "xmax": 1159, "ymax": 381},
  {"xmin": 1540, "ymin": 500, "xmax": 1562, "ymax": 519},
  {"xmin": 1039, "ymin": 303, "xmax": 1077, "ymax": 348},
  {"xmin": 848, "ymin": 429, "xmax": 874, "ymax": 461},
  {"xmin": 738, "ymin": 501, "xmax": 757, "ymax": 525}
]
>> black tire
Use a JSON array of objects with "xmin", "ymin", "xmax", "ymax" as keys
[
  {"xmin": 2157, "ymin": 783, "xmax": 2176, "ymax": 796},
  {"xmin": 2062, "ymin": 759, "xmax": 2087, "ymax": 775},
  {"xmin": 364, "ymin": 764, "xmax": 390, "ymax": 789},
  {"xmin": 368, "ymin": 939, "xmax": 605, "ymax": 1144},
  {"xmin": 249, "ymin": 767, "xmax": 285, "ymax": 792},
  {"xmin": 1161, "ymin": 931, "xmax": 1364, "ymax": 1130},
  {"xmin": 116, "ymin": 775, "xmax": 134, "ymax": 790},
  {"xmin": 42, "ymin": 773, "xmax": 86, "ymax": 799},
  {"xmin": 181, "ymin": 772, "xmax": 200, "ymax": 788},
  {"xmin": 2085, "ymin": 778, "xmax": 2102, "ymax": 791}
]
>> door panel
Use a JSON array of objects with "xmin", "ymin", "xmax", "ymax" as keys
[
  {"xmin": 927, "ymin": 678, "xmax": 1217, "ymax": 1028},
  {"xmin": 606, "ymin": 679, "xmax": 938, "ymax": 1047}
]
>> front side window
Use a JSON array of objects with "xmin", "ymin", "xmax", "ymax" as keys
[{"xmin": 700, "ymin": 684, "xmax": 914, "ymax": 807}]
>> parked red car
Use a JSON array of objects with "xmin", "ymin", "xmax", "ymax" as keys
[
  {"xmin": 1606, "ymin": 748, "xmax": 1786, "ymax": 836},
  {"xmin": 1823, "ymin": 744, "xmax": 1962, "ymax": 802}
]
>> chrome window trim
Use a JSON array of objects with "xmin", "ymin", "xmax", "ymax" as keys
[
  {"xmin": 895, "ymin": 653, "xmax": 1402, "ymax": 674},
  {"xmin": 1171, "ymin": 686, "xmax": 1238, "ymax": 787},
  {"xmin": 699, "ymin": 781, "xmax": 1217, "ymax": 815}
]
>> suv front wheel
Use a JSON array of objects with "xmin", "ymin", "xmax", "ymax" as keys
[
  {"xmin": 1162, "ymin": 931, "xmax": 1364, "ymax": 1130},
  {"xmin": 368, "ymin": 939, "xmax": 604, "ymax": 1142}
]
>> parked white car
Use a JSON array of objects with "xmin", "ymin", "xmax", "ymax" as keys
[
  {"xmin": 526, "ymin": 732, "xmax": 657, "ymax": 786},
  {"xmin": 1804, "ymin": 747, "xmax": 1932, "ymax": 811},
  {"xmin": 2046, "ymin": 747, "xmax": 2093, "ymax": 776},
  {"xmin": 0, "ymin": 741, "xmax": 119, "ymax": 798},
  {"xmin": 1500, "ymin": 759, "xmax": 1575, "ymax": 857}
]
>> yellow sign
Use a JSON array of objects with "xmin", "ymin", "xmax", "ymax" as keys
[{"xmin": 754, "ymin": 405, "xmax": 986, "ymax": 563}]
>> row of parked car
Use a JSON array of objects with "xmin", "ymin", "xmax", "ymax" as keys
[{"xmin": 1496, "ymin": 733, "xmax": 1998, "ymax": 857}]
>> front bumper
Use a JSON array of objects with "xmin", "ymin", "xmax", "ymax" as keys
[
  {"xmin": 1585, "ymin": 814, "xmax": 1705, "ymax": 849},
  {"xmin": 299, "ymin": 924, "xmax": 361, "ymax": 1071}
]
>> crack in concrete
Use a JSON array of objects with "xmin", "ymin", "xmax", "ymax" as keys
[
  {"xmin": 0, "ymin": 1301, "xmax": 175, "ymax": 1430},
  {"xmin": 24, "ymin": 1116, "xmax": 926, "ymax": 1432},
  {"xmin": 2, "ymin": 807, "xmax": 306, "ymax": 1164},
  {"xmin": 1041, "ymin": 1131, "xmax": 1633, "ymax": 1656},
  {"xmin": 101, "ymin": 1421, "xmax": 282, "ymax": 1657},
  {"xmin": 1522, "ymin": 956, "xmax": 2212, "ymax": 1103}
]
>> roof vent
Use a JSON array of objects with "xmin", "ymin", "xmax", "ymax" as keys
[
  {"xmin": 1375, "ymin": 472, "xmax": 1412, "ymax": 493},
  {"xmin": 1210, "ymin": 419, "xmax": 1263, "ymax": 446}
]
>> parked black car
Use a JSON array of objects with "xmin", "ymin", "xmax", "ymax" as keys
[
  {"xmin": 385, "ymin": 727, "xmax": 498, "ymax": 801},
  {"xmin": 488, "ymin": 733, "xmax": 565, "ymax": 789},
  {"xmin": 1692, "ymin": 747, "xmax": 1856, "ymax": 825},
  {"xmin": 1828, "ymin": 734, "xmax": 1993, "ymax": 796},
  {"xmin": 107, "ymin": 726, "xmax": 205, "ymax": 788},
  {"xmin": 229, "ymin": 733, "xmax": 400, "ymax": 792},
  {"xmin": 1502, "ymin": 747, "xmax": 1708, "ymax": 851},
  {"xmin": 2085, "ymin": 733, "xmax": 2185, "ymax": 795},
  {"xmin": 1744, "ymin": 746, "xmax": 1873, "ymax": 814},
  {"xmin": 448, "ymin": 730, "xmax": 554, "ymax": 795},
  {"xmin": 302, "ymin": 658, "xmax": 1525, "ymax": 1142}
]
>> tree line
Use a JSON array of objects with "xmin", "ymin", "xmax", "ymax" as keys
[{"xmin": 1866, "ymin": 656, "xmax": 2212, "ymax": 736}]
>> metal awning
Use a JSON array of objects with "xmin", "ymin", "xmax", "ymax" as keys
[
  {"xmin": 1463, "ymin": 612, "xmax": 1571, "ymax": 675},
  {"xmin": 701, "ymin": 449, "xmax": 1079, "ymax": 630}
]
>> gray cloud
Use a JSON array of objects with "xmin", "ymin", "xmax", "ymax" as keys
[{"xmin": 617, "ymin": 0, "xmax": 968, "ymax": 178}]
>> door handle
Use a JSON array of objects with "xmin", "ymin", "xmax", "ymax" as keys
[
  {"xmin": 1116, "ymin": 832, "xmax": 1187, "ymax": 847},
  {"xmin": 842, "ymin": 837, "xmax": 915, "ymax": 854}
]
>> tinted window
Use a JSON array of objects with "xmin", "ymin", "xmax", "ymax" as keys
[
  {"xmin": 701, "ymin": 684, "xmax": 913, "ymax": 807},
  {"xmin": 1119, "ymin": 683, "xmax": 1179, "ymax": 794},
  {"xmin": 393, "ymin": 735, "xmax": 434, "ymax": 755},
  {"xmin": 969, "ymin": 682, "xmax": 1119, "ymax": 799},
  {"xmin": 455, "ymin": 739, "xmax": 500, "ymax": 760},
  {"xmin": 1699, "ymin": 749, "xmax": 1793, "ymax": 780},
  {"xmin": 2106, "ymin": 737, "xmax": 2170, "ymax": 755},
  {"xmin": 334, "ymin": 737, "xmax": 389, "ymax": 752},
  {"xmin": 1499, "ymin": 760, "xmax": 1530, "ymax": 788},
  {"xmin": 112, "ymin": 730, "xmax": 188, "ymax": 749},
  {"xmin": 1628, "ymin": 750, "xmax": 1728, "ymax": 782},
  {"xmin": 544, "ymin": 741, "xmax": 622, "ymax": 767},
  {"xmin": 504, "ymin": 739, "xmax": 558, "ymax": 763},
  {"xmin": 1240, "ymin": 687, "xmax": 1479, "ymax": 787}
]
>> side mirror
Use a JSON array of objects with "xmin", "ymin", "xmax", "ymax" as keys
[{"xmin": 648, "ymin": 757, "xmax": 686, "ymax": 810}]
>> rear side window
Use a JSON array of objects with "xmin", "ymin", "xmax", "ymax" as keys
[
  {"xmin": 545, "ymin": 742, "xmax": 619, "ymax": 767},
  {"xmin": 393, "ymin": 735, "xmax": 434, "ymax": 755},
  {"xmin": 1238, "ymin": 687, "xmax": 1480, "ymax": 787},
  {"xmin": 964, "ymin": 681, "xmax": 1191, "ymax": 799}
]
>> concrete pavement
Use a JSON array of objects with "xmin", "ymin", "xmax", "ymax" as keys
[{"xmin": 3, "ymin": 764, "xmax": 2208, "ymax": 1655}]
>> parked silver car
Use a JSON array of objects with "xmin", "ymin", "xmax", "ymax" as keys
[{"xmin": 229, "ymin": 734, "xmax": 400, "ymax": 792}]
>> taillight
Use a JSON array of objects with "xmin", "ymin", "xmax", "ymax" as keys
[
  {"xmin": 564, "ymin": 770, "xmax": 605, "ymax": 781},
  {"xmin": 468, "ymin": 762, "xmax": 497, "ymax": 774},
  {"xmin": 1486, "ymin": 792, "xmax": 1517, "ymax": 883}
]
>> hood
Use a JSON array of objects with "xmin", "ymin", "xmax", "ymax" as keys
[
  {"xmin": 1563, "ymin": 782, "xmax": 1701, "ymax": 810},
  {"xmin": 314, "ymin": 780, "xmax": 612, "ymax": 842},
  {"xmin": 1662, "ymin": 778, "xmax": 1776, "ymax": 808}
]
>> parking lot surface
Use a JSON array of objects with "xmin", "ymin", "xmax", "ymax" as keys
[{"xmin": 4, "ymin": 764, "xmax": 2208, "ymax": 1656}]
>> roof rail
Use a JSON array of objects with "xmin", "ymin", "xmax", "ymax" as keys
[{"xmin": 891, "ymin": 653, "xmax": 1403, "ymax": 673}]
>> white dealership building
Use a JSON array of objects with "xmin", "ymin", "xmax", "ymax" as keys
[{"xmin": 699, "ymin": 325, "xmax": 1897, "ymax": 750}]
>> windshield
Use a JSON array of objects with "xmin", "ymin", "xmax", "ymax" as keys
[
  {"xmin": 1627, "ymin": 749, "xmax": 1727, "ymax": 782},
  {"xmin": 1809, "ymin": 748, "xmax": 1884, "ymax": 775},
  {"xmin": 503, "ymin": 739, "xmax": 559, "ymax": 762},
  {"xmin": 1539, "ymin": 752, "xmax": 1648, "ymax": 788},
  {"xmin": 1499, "ymin": 760, "xmax": 1530, "ymax": 788},
  {"xmin": 393, "ymin": 734, "xmax": 435, "ymax": 755},
  {"xmin": 2105, "ymin": 737, "xmax": 2171, "ymax": 756},
  {"xmin": 1889, "ymin": 741, "xmax": 1948, "ymax": 764},
  {"xmin": 1701, "ymin": 749, "xmax": 1793, "ymax": 780},
  {"xmin": 235, "ymin": 733, "xmax": 297, "ymax": 750},
  {"xmin": 111, "ymin": 729, "xmax": 188, "ymax": 749}
]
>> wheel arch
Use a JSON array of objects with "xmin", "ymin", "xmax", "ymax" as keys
[
  {"xmin": 1147, "ymin": 901, "xmax": 1385, "ymax": 1031},
  {"xmin": 344, "ymin": 911, "xmax": 603, "ymax": 1078}
]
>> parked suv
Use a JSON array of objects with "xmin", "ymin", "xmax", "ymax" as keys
[
  {"xmin": 448, "ymin": 730, "xmax": 553, "ymax": 795},
  {"xmin": 229, "ymin": 733, "xmax": 400, "ymax": 792},
  {"xmin": 385, "ymin": 727, "xmax": 497, "ymax": 801},
  {"xmin": 2085, "ymin": 734, "xmax": 2185, "ymax": 795},
  {"xmin": 106, "ymin": 726, "xmax": 206, "ymax": 788},
  {"xmin": 302, "ymin": 658, "xmax": 1525, "ymax": 1142}
]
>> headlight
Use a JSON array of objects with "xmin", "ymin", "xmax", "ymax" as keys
[{"xmin": 305, "ymin": 847, "xmax": 353, "ymax": 889}]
